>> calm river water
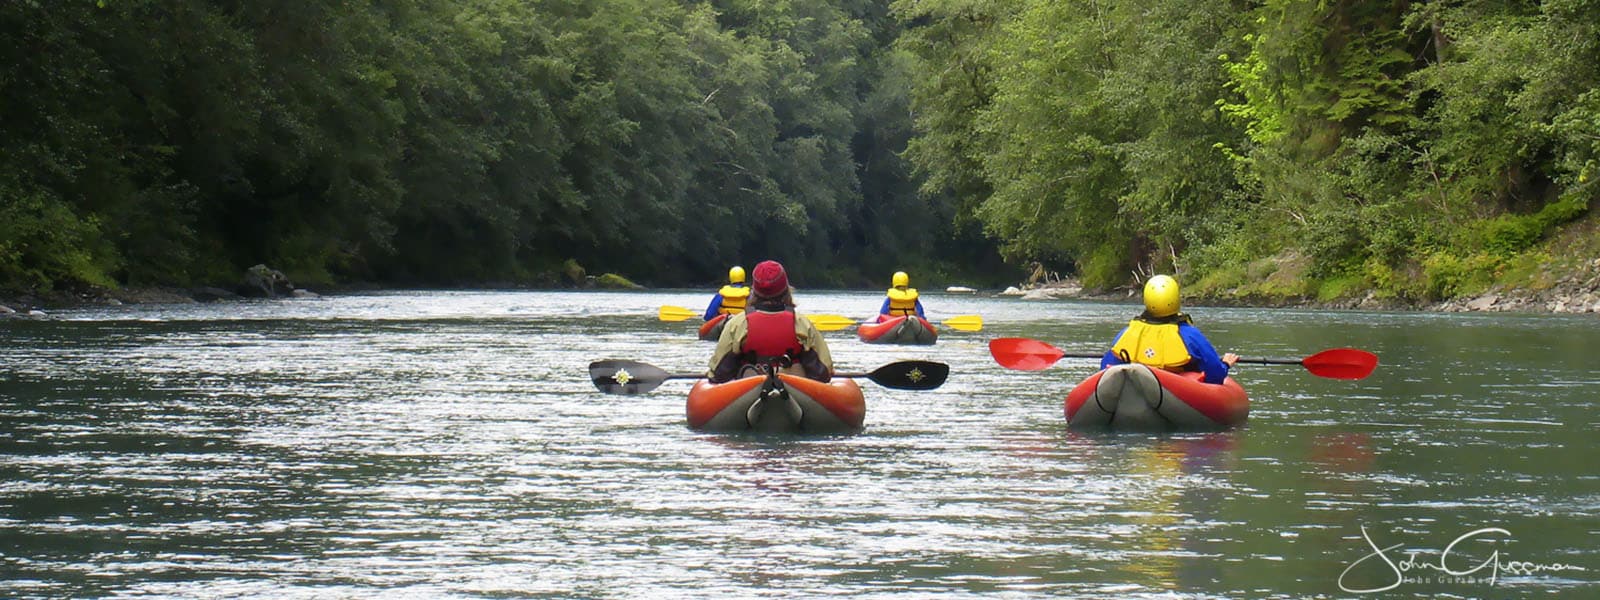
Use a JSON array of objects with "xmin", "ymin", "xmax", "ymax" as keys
[{"xmin": 2, "ymin": 290, "xmax": 1596, "ymax": 598}]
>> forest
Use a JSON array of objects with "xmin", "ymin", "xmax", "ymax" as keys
[{"xmin": 3, "ymin": 0, "xmax": 1596, "ymax": 303}]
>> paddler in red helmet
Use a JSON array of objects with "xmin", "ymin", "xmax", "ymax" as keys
[{"xmin": 707, "ymin": 260, "xmax": 834, "ymax": 383}]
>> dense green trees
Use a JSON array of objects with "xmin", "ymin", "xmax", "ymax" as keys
[
  {"xmin": 1, "ymin": 0, "xmax": 995, "ymax": 294},
  {"xmin": 4, "ymin": 1, "xmax": 1594, "ymax": 301},
  {"xmin": 898, "ymin": 0, "xmax": 1597, "ymax": 299}
]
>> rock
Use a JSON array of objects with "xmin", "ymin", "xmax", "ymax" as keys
[
  {"xmin": 999, "ymin": 286, "xmax": 1025, "ymax": 296},
  {"xmin": 946, "ymin": 286, "xmax": 977, "ymax": 294},
  {"xmin": 242, "ymin": 264, "xmax": 295, "ymax": 298},
  {"xmin": 291, "ymin": 289, "xmax": 320, "ymax": 299},
  {"xmin": 1021, "ymin": 288, "xmax": 1057, "ymax": 300},
  {"xmin": 595, "ymin": 273, "xmax": 644, "ymax": 289},
  {"xmin": 1465, "ymin": 294, "xmax": 1499, "ymax": 311},
  {"xmin": 0, "ymin": 304, "xmax": 13, "ymax": 314}
]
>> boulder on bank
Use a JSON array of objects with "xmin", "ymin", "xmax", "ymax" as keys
[
  {"xmin": 594, "ymin": 273, "xmax": 644, "ymax": 289},
  {"xmin": 241, "ymin": 264, "xmax": 296, "ymax": 298}
]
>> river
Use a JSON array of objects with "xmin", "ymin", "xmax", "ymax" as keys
[{"xmin": 2, "ymin": 290, "xmax": 1595, "ymax": 598}]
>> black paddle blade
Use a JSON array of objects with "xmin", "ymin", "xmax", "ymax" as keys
[
  {"xmin": 589, "ymin": 360, "xmax": 672, "ymax": 395},
  {"xmin": 866, "ymin": 360, "xmax": 949, "ymax": 390}
]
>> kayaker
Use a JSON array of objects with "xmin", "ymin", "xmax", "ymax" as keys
[
  {"xmin": 1101, "ymin": 274, "xmax": 1239, "ymax": 384},
  {"xmin": 707, "ymin": 260, "xmax": 834, "ymax": 383},
  {"xmin": 877, "ymin": 271, "xmax": 926, "ymax": 320},
  {"xmin": 702, "ymin": 265, "xmax": 750, "ymax": 320}
]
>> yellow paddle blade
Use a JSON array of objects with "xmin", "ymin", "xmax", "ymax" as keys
[
  {"xmin": 941, "ymin": 315, "xmax": 983, "ymax": 332},
  {"xmin": 807, "ymin": 314, "xmax": 859, "ymax": 331},
  {"xmin": 657, "ymin": 305, "xmax": 699, "ymax": 322}
]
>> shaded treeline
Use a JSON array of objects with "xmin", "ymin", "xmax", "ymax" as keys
[
  {"xmin": 1, "ymin": 0, "xmax": 1002, "ymax": 294},
  {"xmin": 6, "ymin": 1, "xmax": 1597, "ymax": 302},
  {"xmin": 900, "ymin": 0, "xmax": 1598, "ymax": 301}
]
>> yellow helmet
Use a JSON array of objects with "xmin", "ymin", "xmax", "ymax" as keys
[
  {"xmin": 892, "ymin": 271, "xmax": 910, "ymax": 288},
  {"xmin": 728, "ymin": 266, "xmax": 746, "ymax": 284},
  {"xmin": 1143, "ymin": 275, "xmax": 1181, "ymax": 317}
]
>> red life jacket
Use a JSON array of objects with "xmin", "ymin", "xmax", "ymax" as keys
[{"xmin": 742, "ymin": 310, "xmax": 803, "ymax": 360}]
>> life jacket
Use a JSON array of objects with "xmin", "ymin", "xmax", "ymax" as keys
[
  {"xmin": 885, "ymin": 287, "xmax": 919, "ymax": 316},
  {"xmin": 1110, "ymin": 317, "xmax": 1192, "ymax": 370},
  {"xmin": 717, "ymin": 284, "xmax": 749, "ymax": 314},
  {"xmin": 741, "ymin": 309, "xmax": 803, "ymax": 361}
]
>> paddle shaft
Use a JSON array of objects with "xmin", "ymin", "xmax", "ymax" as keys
[
  {"xmin": 635, "ymin": 370, "xmax": 892, "ymax": 380},
  {"xmin": 1056, "ymin": 352, "xmax": 1305, "ymax": 366},
  {"xmin": 1050, "ymin": 351, "xmax": 1304, "ymax": 366}
]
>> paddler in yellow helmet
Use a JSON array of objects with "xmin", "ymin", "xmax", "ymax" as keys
[
  {"xmin": 702, "ymin": 265, "xmax": 750, "ymax": 321},
  {"xmin": 876, "ymin": 271, "xmax": 926, "ymax": 322},
  {"xmin": 1101, "ymin": 275, "xmax": 1238, "ymax": 384}
]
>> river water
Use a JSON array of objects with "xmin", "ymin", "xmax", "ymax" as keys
[{"xmin": 1, "ymin": 290, "xmax": 1595, "ymax": 598}]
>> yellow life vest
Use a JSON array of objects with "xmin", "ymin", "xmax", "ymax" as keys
[
  {"xmin": 885, "ymin": 287, "xmax": 919, "ymax": 315},
  {"xmin": 1110, "ymin": 319, "xmax": 1192, "ymax": 370},
  {"xmin": 718, "ymin": 285, "xmax": 749, "ymax": 314}
]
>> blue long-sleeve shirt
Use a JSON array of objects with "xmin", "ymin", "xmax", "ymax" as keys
[
  {"xmin": 877, "ymin": 298, "xmax": 925, "ymax": 319},
  {"xmin": 1101, "ymin": 321, "xmax": 1231, "ymax": 384}
]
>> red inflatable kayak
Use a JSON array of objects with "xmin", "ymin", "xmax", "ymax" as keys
[
  {"xmin": 1064, "ymin": 364, "xmax": 1248, "ymax": 431},
  {"xmin": 698, "ymin": 313, "xmax": 729, "ymax": 341},
  {"xmin": 856, "ymin": 315, "xmax": 937, "ymax": 345},
  {"xmin": 686, "ymin": 373, "xmax": 866, "ymax": 434}
]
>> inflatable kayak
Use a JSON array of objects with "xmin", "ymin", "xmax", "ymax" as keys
[
  {"xmin": 686, "ymin": 372, "xmax": 866, "ymax": 434},
  {"xmin": 857, "ymin": 315, "xmax": 937, "ymax": 345},
  {"xmin": 1064, "ymin": 363, "xmax": 1248, "ymax": 431},
  {"xmin": 698, "ymin": 313, "xmax": 729, "ymax": 341}
]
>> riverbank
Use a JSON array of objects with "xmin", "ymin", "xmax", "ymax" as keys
[
  {"xmin": 1000, "ymin": 252, "xmax": 1600, "ymax": 315},
  {"xmin": 8, "ymin": 259, "xmax": 1599, "ymax": 317}
]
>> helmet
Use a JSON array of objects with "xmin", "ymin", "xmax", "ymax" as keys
[
  {"xmin": 892, "ymin": 271, "xmax": 910, "ymax": 288},
  {"xmin": 728, "ymin": 266, "xmax": 746, "ymax": 284},
  {"xmin": 1143, "ymin": 275, "xmax": 1181, "ymax": 317}
]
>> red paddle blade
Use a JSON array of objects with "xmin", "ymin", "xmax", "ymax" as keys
[
  {"xmin": 989, "ymin": 337, "xmax": 1065, "ymax": 371},
  {"xmin": 1301, "ymin": 348, "xmax": 1379, "ymax": 380}
]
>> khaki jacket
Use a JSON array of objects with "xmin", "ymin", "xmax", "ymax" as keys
[{"xmin": 706, "ymin": 311, "xmax": 834, "ymax": 379}]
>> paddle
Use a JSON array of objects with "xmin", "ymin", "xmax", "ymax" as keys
[
  {"xmin": 658, "ymin": 305, "xmax": 701, "ymax": 322},
  {"xmin": 660, "ymin": 306, "xmax": 863, "ymax": 331},
  {"xmin": 589, "ymin": 359, "xmax": 951, "ymax": 394},
  {"xmin": 940, "ymin": 315, "xmax": 984, "ymax": 332},
  {"xmin": 987, "ymin": 337, "xmax": 1378, "ymax": 380}
]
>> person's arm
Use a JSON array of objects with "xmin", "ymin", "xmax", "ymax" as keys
[
  {"xmin": 706, "ymin": 316, "xmax": 746, "ymax": 381},
  {"xmin": 914, "ymin": 299, "xmax": 925, "ymax": 319},
  {"xmin": 796, "ymin": 317, "xmax": 834, "ymax": 382},
  {"xmin": 878, "ymin": 297, "xmax": 891, "ymax": 316},
  {"xmin": 1101, "ymin": 327, "xmax": 1129, "ymax": 369},
  {"xmin": 1179, "ymin": 323, "xmax": 1231, "ymax": 384},
  {"xmin": 704, "ymin": 295, "xmax": 724, "ymax": 321}
]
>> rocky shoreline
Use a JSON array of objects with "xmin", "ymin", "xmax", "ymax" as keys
[{"xmin": 995, "ymin": 266, "xmax": 1600, "ymax": 316}]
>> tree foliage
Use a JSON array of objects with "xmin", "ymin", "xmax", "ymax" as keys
[
  {"xmin": 1, "ymin": 0, "xmax": 1002, "ymax": 294},
  {"xmin": 5, "ymin": 0, "xmax": 1595, "ymax": 301},
  {"xmin": 899, "ymin": 0, "xmax": 1597, "ymax": 299}
]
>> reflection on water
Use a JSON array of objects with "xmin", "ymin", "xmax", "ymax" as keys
[{"xmin": 1, "ymin": 290, "xmax": 1595, "ymax": 598}]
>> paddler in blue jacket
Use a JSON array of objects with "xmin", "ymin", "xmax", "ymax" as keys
[
  {"xmin": 877, "ymin": 271, "xmax": 926, "ymax": 320},
  {"xmin": 1101, "ymin": 274, "xmax": 1238, "ymax": 384},
  {"xmin": 703, "ymin": 266, "xmax": 750, "ymax": 320},
  {"xmin": 708, "ymin": 260, "xmax": 834, "ymax": 383}
]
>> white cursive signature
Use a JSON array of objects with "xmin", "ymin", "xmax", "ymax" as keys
[{"xmin": 1338, "ymin": 525, "xmax": 1587, "ymax": 593}]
